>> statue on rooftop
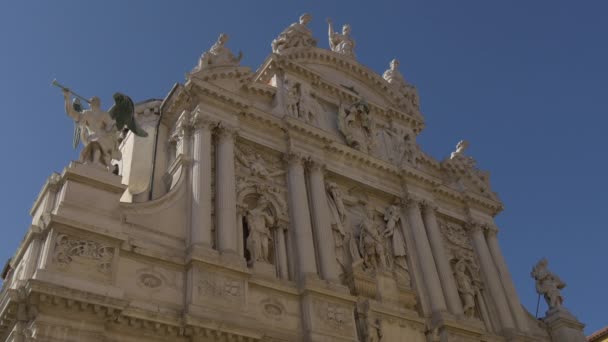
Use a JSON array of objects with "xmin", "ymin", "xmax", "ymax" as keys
[
  {"xmin": 531, "ymin": 258, "xmax": 566, "ymax": 310},
  {"xmin": 53, "ymin": 80, "xmax": 148, "ymax": 172},
  {"xmin": 383, "ymin": 59, "xmax": 420, "ymax": 110},
  {"xmin": 195, "ymin": 33, "xmax": 243, "ymax": 70},
  {"xmin": 327, "ymin": 18, "xmax": 355, "ymax": 58},
  {"xmin": 272, "ymin": 13, "xmax": 317, "ymax": 53}
]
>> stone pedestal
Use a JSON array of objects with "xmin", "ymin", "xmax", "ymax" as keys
[
  {"xmin": 252, "ymin": 261, "xmax": 276, "ymax": 278},
  {"xmin": 544, "ymin": 307, "xmax": 587, "ymax": 342}
]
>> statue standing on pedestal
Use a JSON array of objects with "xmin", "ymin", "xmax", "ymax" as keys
[
  {"xmin": 56, "ymin": 80, "xmax": 148, "ymax": 172},
  {"xmin": 383, "ymin": 204, "xmax": 410, "ymax": 285},
  {"xmin": 195, "ymin": 33, "xmax": 242, "ymax": 71},
  {"xmin": 531, "ymin": 258, "xmax": 566, "ymax": 309},
  {"xmin": 359, "ymin": 206, "xmax": 387, "ymax": 271},
  {"xmin": 272, "ymin": 13, "xmax": 317, "ymax": 53},
  {"xmin": 245, "ymin": 196, "xmax": 274, "ymax": 264},
  {"xmin": 453, "ymin": 258, "xmax": 477, "ymax": 317},
  {"xmin": 327, "ymin": 18, "xmax": 356, "ymax": 58},
  {"xmin": 382, "ymin": 59, "xmax": 420, "ymax": 110}
]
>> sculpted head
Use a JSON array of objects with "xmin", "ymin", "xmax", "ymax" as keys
[
  {"xmin": 218, "ymin": 33, "xmax": 229, "ymax": 45},
  {"xmin": 342, "ymin": 24, "xmax": 351, "ymax": 35},
  {"xmin": 299, "ymin": 13, "xmax": 312, "ymax": 25},
  {"xmin": 390, "ymin": 59, "xmax": 400, "ymax": 70},
  {"xmin": 89, "ymin": 96, "xmax": 101, "ymax": 110}
]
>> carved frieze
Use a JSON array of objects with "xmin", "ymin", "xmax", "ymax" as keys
[
  {"xmin": 52, "ymin": 234, "xmax": 115, "ymax": 282},
  {"xmin": 313, "ymin": 299, "xmax": 354, "ymax": 332},
  {"xmin": 196, "ymin": 271, "xmax": 244, "ymax": 307}
]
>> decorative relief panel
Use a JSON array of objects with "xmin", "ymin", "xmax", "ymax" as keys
[
  {"xmin": 135, "ymin": 267, "xmax": 178, "ymax": 292},
  {"xmin": 313, "ymin": 299, "xmax": 354, "ymax": 333},
  {"xmin": 196, "ymin": 270, "xmax": 245, "ymax": 307},
  {"xmin": 52, "ymin": 233, "xmax": 115, "ymax": 283}
]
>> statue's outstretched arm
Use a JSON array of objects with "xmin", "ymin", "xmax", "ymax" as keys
[{"xmin": 63, "ymin": 90, "xmax": 81, "ymax": 122}]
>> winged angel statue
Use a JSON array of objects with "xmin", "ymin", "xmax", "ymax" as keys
[{"xmin": 54, "ymin": 80, "xmax": 148, "ymax": 172}]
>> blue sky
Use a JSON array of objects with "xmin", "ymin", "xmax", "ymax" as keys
[{"xmin": 0, "ymin": 0, "xmax": 606, "ymax": 335}]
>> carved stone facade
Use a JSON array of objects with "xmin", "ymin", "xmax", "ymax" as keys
[{"xmin": 0, "ymin": 14, "xmax": 586, "ymax": 342}]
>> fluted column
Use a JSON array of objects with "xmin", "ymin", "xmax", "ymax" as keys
[
  {"xmin": 307, "ymin": 160, "xmax": 340, "ymax": 283},
  {"xmin": 286, "ymin": 153, "xmax": 318, "ymax": 279},
  {"xmin": 215, "ymin": 124, "xmax": 238, "ymax": 255},
  {"xmin": 190, "ymin": 112, "xmax": 214, "ymax": 248},
  {"xmin": 486, "ymin": 226, "xmax": 528, "ymax": 332},
  {"xmin": 469, "ymin": 222, "xmax": 515, "ymax": 331},
  {"xmin": 421, "ymin": 201, "xmax": 464, "ymax": 316},
  {"xmin": 405, "ymin": 198, "xmax": 447, "ymax": 314}
]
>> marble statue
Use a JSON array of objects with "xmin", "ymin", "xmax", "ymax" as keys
[
  {"xmin": 383, "ymin": 204, "xmax": 410, "ymax": 285},
  {"xmin": 327, "ymin": 18, "xmax": 356, "ymax": 58},
  {"xmin": 326, "ymin": 181, "xmax": 361, "ymax": 267},
  {"xmin": 60, "ymin": 86, "xmax": 147, "ymax": 171},
  {"xmin": 245, "ymin": 196, "xmax": 274, "ymax": 264},
  {"xmin": 196, "ymin": 33, "xmax": 243, "ymax": 70},
  {"xmin": 338, "ymin": 100, "xmax": 374, "ymax": 153},
  {"xmin": 359, "ymin": 206, "xmax": 387, "ymax": 271},
  {"xmin": 531, "ymin": 258, "xmax": 566, "ymax": 309},
  {"xmin": 272, "ymin": 13, "xmax": 317, "ymax": 53},
  {"xmin": 284, "ymin": 81, "xmax": 322, "ymax": 125},
  {"xmin": 382, "ymin": 59, "xmax": 420, "ymax": 110},
  {"xmin": 383, "ymin": 121, "xmax": 418, "ymax": 167},
  {"xmin": 236, "ymin": 150, "xmax": 285, "ymax": 182},
  {"xmin": 453, "ymin": 258, "xmax": 477, "ymax": 318}
]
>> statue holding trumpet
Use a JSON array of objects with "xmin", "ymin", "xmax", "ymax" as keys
[{"xmin": 52, "ymin": 80, "xmax": 148, "ymax": 172}]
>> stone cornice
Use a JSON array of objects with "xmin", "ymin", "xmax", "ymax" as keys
[
  {"xmin": 186, "ymin": 77, "xmax": 250, "ymax": 111},
  {"xmin": 29, "ymin": 173, "xmax": 61, "ymax": 217}
]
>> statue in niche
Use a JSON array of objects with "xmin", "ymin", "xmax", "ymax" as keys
[
  {"xmin": 245, "ymin": 196, "xmax": 274, "ymax": 264},
  {"xmin": 365, "ymin": 318, "xmax": 383, "ymax": 342},
  {"xmin": 531, "ymin": 258, "xmax": 566, "ymax": 310},
  {"xmin": 453, "ymin": 258, "xmax": 477, "ymax": 318},
  {"xmin": 326, "ymin": 181, "xmax": 361, "ymax": 268},
  {"xmin": 327, "ymin": 18, "xmax": 356, "ymax": 58},
  {"xmin": 383, "ymin": 204, "xmax": 411, "ymax": 286},
  {"xmin": 338, "ymin": 100, "xmax": 374, "ymax": 153},
  {"xmin": 195, "ymin": 33, "xmax": 243, "ymax": 70},
  {"xmin": 359, "ymin": 206, "xmax": 388, "ymax": 271},
  {"xmin": 272, "ymin": 13, "xmax": 317, "ymax": 53},
  {"xmin": 284, "ymin": 81, "xmax": 322, "ymax": 125},
  {"xmin": 383, "ymin": 121, "xmax": 418, "ymax": 168},
  {"xmin": 382, "ymin": 59, "xmax": 420, "ymax": 110}
]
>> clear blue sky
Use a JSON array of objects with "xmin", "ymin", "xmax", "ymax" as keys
[{"xmin": 1, "ymin": 0, "xmax": 606, "ymax": 335}]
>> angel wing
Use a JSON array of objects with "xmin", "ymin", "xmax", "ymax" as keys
[
  {"xmin": 71, "ymin": 98, "xmax": 83, "ymax": 149},
  {"xmin": 108, "ymin": 93, "xmax": 148, "ymax": 137}
]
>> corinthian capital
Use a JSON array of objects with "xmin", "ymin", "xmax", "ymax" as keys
[
  {"xmin": 215, "ymin": 122, "xmax": 238, "ymax": 140},
  {"xmin": 306, "ymin": 158, "xmax": 326, "ymax": 173},
  {"xmin": 190, "ymin": 109, "xmax": 215, "ymax": 130},
  {"xmin": 465, "ymin": 220, "xmax": 488, "ymax": 235},
  {"xmin": 485, "ymin": 225, "xmax": 499, "ymax": 238},
  {"xmin": 284, "ymin": 151, "xmax": 306, "ymax": 167},
  {"xmin": 420, "ymin": 199, "xmax": 439, "ymax": 212}
]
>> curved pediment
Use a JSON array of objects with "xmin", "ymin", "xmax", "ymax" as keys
[{"xmin": 253, "ymin": 48, "xmax": 423, "ymax": 126}]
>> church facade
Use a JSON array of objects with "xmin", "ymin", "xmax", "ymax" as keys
[{"xmin": 0, "ymin": 14, "xmax": 587, "ymax": 342}]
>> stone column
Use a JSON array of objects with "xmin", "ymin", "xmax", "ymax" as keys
[
  {"xmin": 276, "ymin": 225, "xmax": 289, "ymax": 280},
  {"xmin": 286, "ymin": 153, "xmax": 318, "ymax": 280},
  {"xmin": 486, "ymin": 226, "xmax": 529, "ymax": 332},
  {"xmin": 215, "ymin": 124, "xmax": 238, "ymax": 255},
  {"xmin": 405, "ymin": 198, "xmax": 447, "ymax": 315},
  {"xmin": 468, "ymin": 222, "xmax": 515, "ymax": 331},
  {"xmin": 190, "ymin": 113, "xmax": 214, "ymax": 248},
  {"xmin": 307, "ymin": 160, "xmax": 341, "ymax": 283},
  {"xmin": 421, "ymin": 201, "xmax": 464, "ymax": 317}
]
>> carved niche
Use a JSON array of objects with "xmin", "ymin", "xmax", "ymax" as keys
[
  {"xmin": 235, "ymin": 141, "xmax": 288, "ymax": 274},
  {"xmin": 52, "ymin": 233, "xmax": 116, "ymax": 283},
  {"xmin": 438, "ymin": 219, "xmax": 485, "ymax": 320}
]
